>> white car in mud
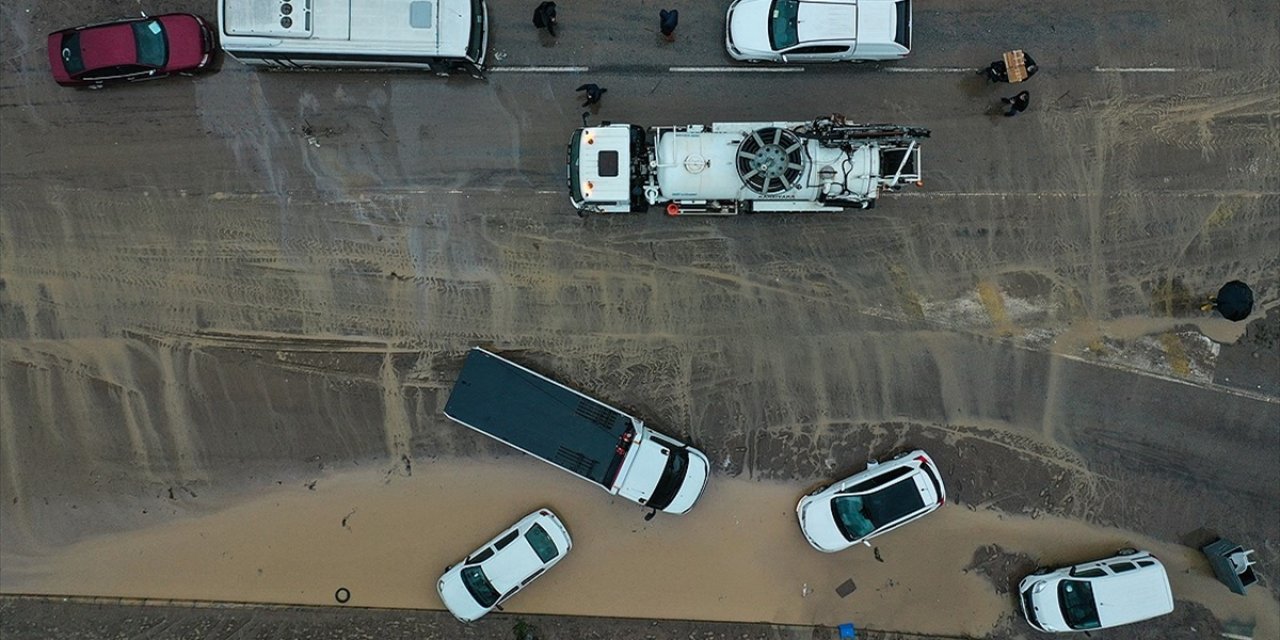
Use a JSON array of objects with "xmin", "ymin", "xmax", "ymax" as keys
[
  {"xmin": 726, "ymin": 0, "xmax": 912, "ymax": 63},
  {"xmin": 1019, "ymin": 549, "xmax": 1175, "ymax": 633},
  {"xmin": 437, "ymin": 509, "xmax": 572, "ymax": 622},
  {"xmin": 796, "ymin": 449, "xmax": 945, "ymax": 552}
]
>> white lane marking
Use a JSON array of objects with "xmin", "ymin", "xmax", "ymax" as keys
[
  {"xmin": 669, "ymin": 66, "xmax": 805, "ymax": 73},
  {"xmin": 884, "ymin": 67, "xmax": 975, "ymax": 72},
  {"xmin": 488, "ymin": 66, "xmax": 589, "ymax": 73},
  {"xmin": 898, "ymin": 190, "xmax": 1278, "ymax": 198},
  {"xmin": 892, "ymin": 67, "xmax": 1203, "ymax": 73},
  {"xmin": 1093, "ymin": 67, "xmax": 1181, "ymax": 72}
]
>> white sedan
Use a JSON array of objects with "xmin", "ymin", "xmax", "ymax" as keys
[
  {"xmin": 796, "ymin": 449, "xmax": 945, "ymax": 552},
  {"xmin": 437, "ymin": 509, "xmax": 572, "ymax": 622},
  {"xmin": 726, "ymin": 0, "xmax": 911, "ymax": 63}
]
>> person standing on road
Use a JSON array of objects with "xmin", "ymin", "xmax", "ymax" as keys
[
  {"xmin": 577, "ymin": 83, "xmax": 607, "ymax": 107},
  {"xmin": 1001, "ymin": 90, "xmax": 1031, "ymax": 116},
  {"xmin": 533, "ymin": 1, "xmax": 557, "ymax": 37},
  {"xmin": 659, "ymin": 9, "xmax": 679, "ymax": 42}
]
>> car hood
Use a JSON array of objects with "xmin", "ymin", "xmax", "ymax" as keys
[
  {"xmin": 157, "ymin": 14, "xmax": 207, "ymax": 71},
  {"xmin": 797, "ymin": 494, "xmax": 849, "ymax": 552},
  {"xmin": 727, "ymin": 0, "xmax": 774, "ymax": 57}
]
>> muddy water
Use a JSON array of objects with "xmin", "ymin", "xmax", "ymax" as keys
[{"xmin": 3, "ymin": 457, "xmax": 1276, "ymax": 638}]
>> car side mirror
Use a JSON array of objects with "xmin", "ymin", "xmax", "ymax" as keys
[{"xmin": 861, "ymin": 540, "xmax": 872, "ymax": 548}]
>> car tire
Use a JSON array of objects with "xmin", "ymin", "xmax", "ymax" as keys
[
  {"xmin": 1031, "ymin": 567, "xmax": 1051, "ymax": 575},
  {"xmin": 1117, "ymin": 547, "xmax": 1138, "ymax": 556}
]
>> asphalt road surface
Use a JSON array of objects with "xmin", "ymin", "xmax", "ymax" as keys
[{"xmin": 2, "ymin": 0, "xmax": 1278, "ymax": 638}]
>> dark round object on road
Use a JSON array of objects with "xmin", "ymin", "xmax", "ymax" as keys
[
  {"xmin": 335, "ymin": 587, "xmax": 350, "ymax": 603},
  {"xmin": 1215, "ymin": 280, "xmax": 1254, "ymax": 321}
]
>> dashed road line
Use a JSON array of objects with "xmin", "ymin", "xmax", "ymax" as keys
[
  {"xmin": 669, "ymin": 66, "xmax": 805, "ymax": 73},
  {"xmin": 884, "ymin": 67, "xmax": 975, "ymax": 73},
  {"xmin": 488, "ymin": 66, "xmax": 589, "ymax": 73},
  {"xmin": 486, "ymin": 65, "xmax": 1211, "ymax": 75},
  {"xmin": 1093, "ymin": 66, "xmax": 1182, "ymax": 72}
]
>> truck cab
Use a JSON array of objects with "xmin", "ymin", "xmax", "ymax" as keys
[
  {"xmin": 616, "ymin": 427, "xmax": 711, "ymax": 514},
  {"xmin": 567, "ymin": 124, "xmax": 646, "ymax": 214}
]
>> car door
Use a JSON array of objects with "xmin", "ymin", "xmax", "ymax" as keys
[
  {"xmin": 80, "ymin": 64, "xmax": 157, "ymax": 86},
  {"xmin": 781, "ymin": 44, "xmax": 853, "ymax": 63}
]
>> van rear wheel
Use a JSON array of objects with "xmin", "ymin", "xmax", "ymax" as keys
[{"xmin": 1117, "ymin": 547, "xmax": 1138, "ymax": 556}]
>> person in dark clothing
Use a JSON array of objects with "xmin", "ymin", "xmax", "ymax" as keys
[
  {"xmin": 533, "ymin": 1, "xmax": 557, "ymax": 37},
  {"xmin": 659, "ymin": 9, "xmax": 679, "ymax": 41},
  {"xmin": 1022, "ymin": 52, "xmax": 1039, "ymax": 78},
  {"xmin": 1001, "ymin": 90, "xmax": 1031, "ymax": 116},
  {"xmin": 980, "ymin": 51, "xmax": 1038, "ymax": 82},
  {"xmin": 576, "ymin": 83, "xmax": 606, "ymax": 107},
  {"xmin": 979, "ymin": 59, "xmax": 1009, "ymax": 83}
]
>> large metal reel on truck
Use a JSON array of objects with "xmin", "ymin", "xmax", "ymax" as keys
[{"xmin": 736, "ymin": 127, "xmax": 805, "ymax": 195}]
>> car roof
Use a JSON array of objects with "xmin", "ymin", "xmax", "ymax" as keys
[
  {"xmin": 854, "ymin": 0, "xmax": 900, "ymax": 45},
  {"xmin": 796, "ymin": 1, "xmax": 856, "ymax": 44},
  {"xmin": 1091, "ymin": 564, "xmax": 1174, "ymax": 626},
  {"xmin": 475, "ymin": 511, "xmax": 569, "ymax": 594},
  {"xmin": 77, "ymin": 23, "xmax": 142, "ymax": 70},
  {"xmin": 484, "ymin": 540, "xmax": 546, "ymax": 593}
]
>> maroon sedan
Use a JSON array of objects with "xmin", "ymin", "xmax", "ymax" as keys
[{"xmin": 47, "ymin": 13, "xmax": 215, "ymax": 87}]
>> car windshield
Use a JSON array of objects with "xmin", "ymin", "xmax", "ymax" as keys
[
  {"xmin": 61, "ymin": 32, "xmax": 86, "ymax": 75},
  {"xmin": 645, "ymin": 446, "xmax": 688, "ymax": 511},
  {"xmin": 130, "ymin": 19, "xmax": 168, "ymax": 67},
  {"xmin": 568, "ymin": 130, "xmax": 583, "ymax": 201},
  {"xmin": 525, "ymin": 524, "xmax": 560, "ymax": 563},
  {"xmin": 768, "ymin": 0, "xmax": 800, "ymax": 50},
  {"xmin": 466, "ymin": 0, "xmax": 486, "ymax": 63},
  {"xmin": 1058, "ymin": 579, "xmax": 1101, "ymax": 630},
  {"xmin": 461, "ymin": 566, "xmax": 500, "ymax": 608},
  {"xmin": 830, "ymin": 476, "xmax": 925, "ymax": 540}
]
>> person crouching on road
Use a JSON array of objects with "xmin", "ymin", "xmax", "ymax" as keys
[{"xmin": 980, "ymin": 51, "xmax": 1038, "ymax": 83}]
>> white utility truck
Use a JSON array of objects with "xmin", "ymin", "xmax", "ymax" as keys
[
  {"xmin": 568, "ymin": 114, "xmax": 928, "ymax": 215},
  {"xmin": 444, "ymin": 348, "xmax": 711, "ymax": 516}
]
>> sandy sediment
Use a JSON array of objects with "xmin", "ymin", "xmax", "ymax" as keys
[{"xmin": 3, "ymin": 457, "xmax": 1274, "ymax": 638}]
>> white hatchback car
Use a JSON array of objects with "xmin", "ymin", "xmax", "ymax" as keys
[
  {"xmin": 1019, "ymin": 549, "xmax": 1175, "ymax": 633},
  {"xmin": 796, "ymin": 449, "xmax": 945, "ymax": 552},
  {"xmin": 726, "ymin": 0, "xmax": 911, "ymax": 63},
  {"xmin": 437, "ymin": 509, "xmax": 572, "ymax": 622}
]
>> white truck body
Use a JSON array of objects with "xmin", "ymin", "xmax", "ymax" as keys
[
  {"xmin": 568, "ymin": 115, "xmax": 928, "ymax": 215},
  {"xmin": 444, "ymin": 348, "xmax": 710, "ymax": 515},
  {"xmin": 218, "ymin": 0, "xmax": 488, "ymax": 76}
]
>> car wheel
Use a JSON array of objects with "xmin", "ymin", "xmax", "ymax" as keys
[
  {"xmin": 1117, "ymin": 547, "xmax": 1138, "ymax": 556},
  {"xmin": 1031, "ymin": 567, "xmax": 1051, "ymax": 575}
]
